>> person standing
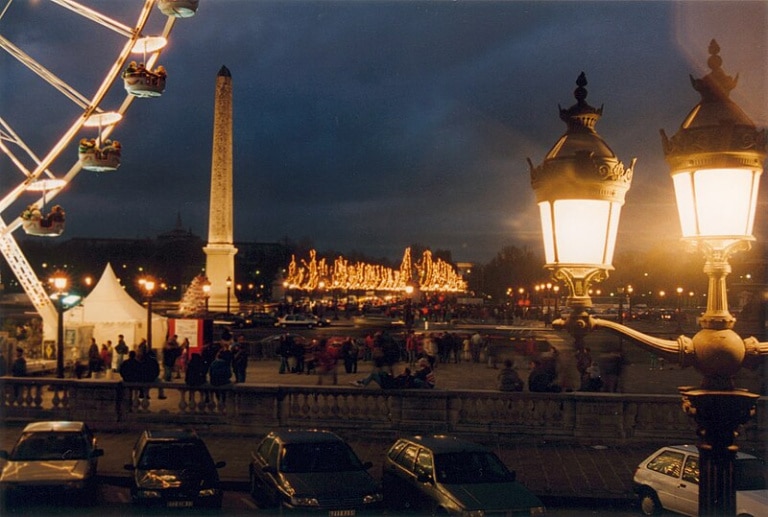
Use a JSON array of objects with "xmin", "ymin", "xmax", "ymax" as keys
[
  {"xmin": 114, "ymin": 334, "xmax": 129, "ymax": 372},
  {"xmin": 184, "ymin": 354, "xmax": 207, "ymax": 387},
  {"xmin": 100, "ymin": 342, "xmax": 113, "ymax": 375},
  {"xmin": 11, "ymin": 347, "xmax": 27, "ymax": 377},
  {"xmin": 232, "ymin": 337, "xmax": 249, "ymax": 383},
  {"xmin": 340, "ymin": 338, "xmax": 356, "ymax": 374},
  {"xmin": 87, "ymin": 338, "xmax": 101, "ymax": 378},
  {"xmin": 162, "ymin": 336, "xmax": 180, "ymax": 382}
]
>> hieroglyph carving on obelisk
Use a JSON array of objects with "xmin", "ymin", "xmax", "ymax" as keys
[{"xmin": 203, "ymin": 65, "xmax": 238, "ymax": 311}]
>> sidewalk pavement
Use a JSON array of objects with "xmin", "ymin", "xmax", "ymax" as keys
[{"xmin": 1, "ymin": 326, "xmax": 728, "ymax": 501}]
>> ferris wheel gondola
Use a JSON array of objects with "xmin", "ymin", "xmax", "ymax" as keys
[
  {"xmin": 20, "ymin": 179, "xmax": 67, "ymax": 237},
  {"xmin": 78, "ymin": 111, "xmax": 123, "ymax": 172},
  {"xmin": 123, "ymin": 36, "xmax": 168, "ymax": 98},
  {"xmin": 158, "ymin": 0, "xmax": 199, "ymax": 18}
]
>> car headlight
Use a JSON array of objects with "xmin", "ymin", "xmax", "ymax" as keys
[
  {"xmin": 290, "ymin": 496, "xmax": 319, "ymax": 507},
  {"xmin": 137, "ymin": 490, "xmax": 162, "ymax": 499},
  {"xmin": 363, "ymin": 492, "xmax": 384, "ymax": 504},
  {"xmin": 198, "ymin": 488, "xmax": 219, "ymax": 497}
]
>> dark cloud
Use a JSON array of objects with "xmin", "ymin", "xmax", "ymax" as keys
[{"xmin": 2, "ymin": 1, "xmax": 766, "ymax": 263}]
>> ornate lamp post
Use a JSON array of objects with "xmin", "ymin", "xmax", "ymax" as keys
[
  {"xmin": 529, "ymin": 42, "xmax": 767, "ymax": 516},
  {"xmin": 51, "ymin": 273, "xmax": 67, "ymax": 378},
  {"xmin": 143, "ymin": 278, "xmax": 155, "ymax": 351},
  {"xmin": 225, "ymin": 276, "xmax": 232, "ymax": 315}
]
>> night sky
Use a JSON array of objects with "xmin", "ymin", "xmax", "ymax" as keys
[{"xmin": 2, "ymin": 1, "xmax": 767, "ymax": 264}]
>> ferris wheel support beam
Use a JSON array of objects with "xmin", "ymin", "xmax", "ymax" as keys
[
  {"xmin": 0, "ymin": 0, "xmax": 174, "ymax": 339},
  {"xmin": 0, "ymin": 218, "xmax": 58, "ymax": 331},
  {"xmin": 0, "ymin": 34, "xmax": 91, "ymax": 110},
  {"xmin": 48, "ymin": 0, "xmax": 134, "ymax": 38}
]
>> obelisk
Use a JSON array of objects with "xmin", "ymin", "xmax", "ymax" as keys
[{"xmin": 203, "ymin": 66, "xmax": 238, "ymax": 312}]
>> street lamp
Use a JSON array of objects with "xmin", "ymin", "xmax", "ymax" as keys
[
  {"xmin": 51, "ymin": 273, "xmax": 67, "ymax": 378},
  {"xmin": 226, "ymin": 276, "xmax": 232, "ymax": 315},
  {"xmin": 142, "ymin": 278, "xmax": 155, "ymax": 351},
  {"xmin": 202, "ymin": 280, "xmax": 211, "ymax": 316},
  {"xmin": 529, "ymin": 42, "xmax": 767, "ymax": 516}
]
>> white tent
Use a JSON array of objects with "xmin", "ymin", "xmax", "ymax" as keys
[{"xmin": 64, "ymin": 263, "xmax": 167, "ymax": 351}]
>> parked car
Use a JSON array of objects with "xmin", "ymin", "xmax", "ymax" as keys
[
  {"xmin": 211, "ymin": 312, "xmax": 248, "ymax": 328},
  {"xmin": 247, "ymin": 311, "xmax": 278, "ymax": 327},
  {"xmin": 124, "ymin": 429, "xmax": 226, "ymax": 508},
  {"xmin": 0, "ymin": 421, "xmax": 104, "ymax": 497},
  {"xmin": 352, "ymin": 314, "xmax": 405, "ymax": 328},
  {"xmin": 275, "ymin": 313, "xmax": 330, "ymax": 328},
  {"xmin": 382, "ymin": 434, "xmax": 546, "ymax": 515},
  {"xmin": 249, "ymin": 429, "xmax": 383, "ymax": 513},
  {"xmin": 633, "ymin": 444, "xmax": 768, "ymax": 516}
]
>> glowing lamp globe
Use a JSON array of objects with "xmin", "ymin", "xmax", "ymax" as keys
[
  {"xmin": 529, "ymin": 73, "xmax": 635, "ymax": 305},
  {"xmin": 661, "ymin": 40, "xmax": 765, "ymax": 251}
]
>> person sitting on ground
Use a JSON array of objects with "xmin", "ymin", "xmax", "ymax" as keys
[
  {"xmin": 497, "ymin": 359, "xmax": 524, "ymax": 392},
  {"xmin": 351, "ymin": 365, "xmax": 413, "ymax": 389},
  {"xmin": 528, "ymin": 358, "xmax": 561, "ymax": 393},
  {"xmin": 413, "ymin": 358, "xmax": 435, "ymax": 389}
]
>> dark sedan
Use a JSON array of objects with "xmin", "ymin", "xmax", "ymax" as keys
[
  {"xmin": 249, "ymin": 429, "xmax": 383, "ymax": 513},
  {"xmin": 382, "ymin": 434, "xmax": 546, "ymax": 515},
  {"xmin": 124, "ymin": 429, "xmax": 226, "ymax": 508}
]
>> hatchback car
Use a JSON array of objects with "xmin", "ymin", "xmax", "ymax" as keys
[
  {"xmin": 124, "ymin": 429, "xmax": 226, "ymax": 508},
  {"xmin": 0, "ymin": 421, "xmax": 103, "ymax": 496},
  {"xmin": 249, "ymin": 429, "xmax": 383, "ymax": 513},
  {"xmin": 382, "ymin": 434, "xmax": 546, "ymax": 515},
  {"xmin": 633, "ymin": 444, "xmax": 767, "ymax": 516}
]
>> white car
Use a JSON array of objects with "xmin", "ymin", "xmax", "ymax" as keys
[
  {"xmin": 275, "ymin": 314, "xmax": 329, "ymax": 328},
  {"xmin": 0, "ymin": 421, "xmax": 104, "ymax": 496},
  {"xmin": 633, "ymin": 444, "xmax": 768, "ymax": 516}
]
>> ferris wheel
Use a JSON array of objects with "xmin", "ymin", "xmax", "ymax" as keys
[{"xmin": 0, "ymin": 0, "xmax": 198, "ymax": 336}]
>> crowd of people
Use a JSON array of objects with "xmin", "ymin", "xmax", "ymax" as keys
[{"xmin": 2, "ymin": 324, "xmax": 625, "ymax": 396}]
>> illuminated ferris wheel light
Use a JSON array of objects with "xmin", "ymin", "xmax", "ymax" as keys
[
  {"xmin": 131, "ymin": 36, "xmax": 168, "ymax": 54},
  {"xmin": 83, "ymin": 111, "xmax": 123, "ymax": 127}
]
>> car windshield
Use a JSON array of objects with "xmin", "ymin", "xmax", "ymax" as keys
[
  {"xmin": 139, "ymin": 442, "xmax": 213, "ymax": 470},
  {"xmin": 11, "ymin": 432, "xmax": 89, "ymax": 461},
  {"xmin": 280, "ymin": 442, "xmax": 364, "ymax": 473},
  {"xmin": 434, "ymin": 451, "xmax": 512, "ymax": 484},
  {"xmin": 736, "ymin": 458, "xmax": 768, "ymax": 491}
]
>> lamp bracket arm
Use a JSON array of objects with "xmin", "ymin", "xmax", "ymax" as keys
[
  {"xmin": 743, "ymin": 336, "xmax": 768, "ymax": 369},
  {"xmin": 591, "ymin": 317, "xmax": 692, "ymax": 366}
]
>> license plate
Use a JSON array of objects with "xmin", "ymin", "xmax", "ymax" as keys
[
  {"xmin": 329, "ymin": 511, "xmax": 355, "ymax": 517},
  {"xmin": 167, "ymin": 501, "xmax": 193, "ymax": 508}
]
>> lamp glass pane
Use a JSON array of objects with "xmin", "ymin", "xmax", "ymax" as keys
[
  {"xmin": 553, "ymin": 199, "xmax": 611, "ymax": 264},
  {"xmin": 538, "ymin": 202, "xmax": 555, "ymax": 264},
  {"xmin": 672, "ymin": 173, "xmax": 697, "ymax": 237},
  {"xmin": 695, "ymin": 168, "xmax": 756, "ymax": 237},
  {"xmin": 605, "ymin": 202, "xmax": 621, "ymax": 265}
]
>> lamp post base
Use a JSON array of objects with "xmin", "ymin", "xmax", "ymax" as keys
[{"xmin": 679, "ymin": 387, "xmax": 759, "ymax": 516}]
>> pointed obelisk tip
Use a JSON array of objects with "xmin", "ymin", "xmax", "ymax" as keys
[{"xmin": 218, "ymin": 65, "xmax": 231, "ymax": 78}]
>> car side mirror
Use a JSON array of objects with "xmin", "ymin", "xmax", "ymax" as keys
[
  {"xmin": 91, "ymin": 448, "xmax": 104, "ymax": 458},
  {"xmin": 215, "ymin": 461, "xmax": 226, "ymax": 469},
  {"xmin": 124, "ymin": 463, "xmax": 135, "ymax": 471}
]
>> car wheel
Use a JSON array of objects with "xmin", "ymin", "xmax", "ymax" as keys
[{"xmin": 638, "ymin": 488, "xmax": 662, "ymax": 516}]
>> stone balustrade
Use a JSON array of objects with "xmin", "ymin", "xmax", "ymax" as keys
[{"xmin": 1, "ymin": 377, "xmax": 765, "ymax": 449}]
